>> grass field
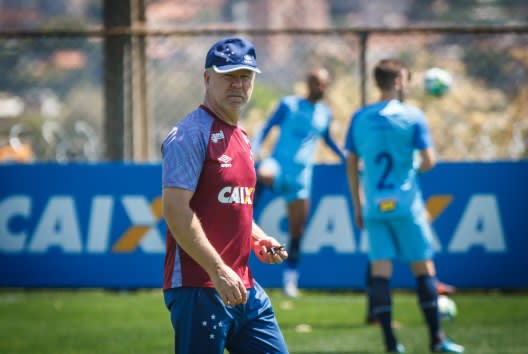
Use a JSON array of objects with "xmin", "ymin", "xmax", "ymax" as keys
[{"xmin": 1, "ymin": 289, "xmax": 527, "ymax": 354}]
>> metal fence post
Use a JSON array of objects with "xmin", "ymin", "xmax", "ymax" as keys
[
  {"xmin": 130, "ymin": 0, "xmax": 151, "ymax": 161},
  {"xmin": 359, "ymin": 31, "xmax": 368, "ymax": 106},
  {"xmin": 103, "ymin": 0, "xmax": 134, "ymax": 161}
]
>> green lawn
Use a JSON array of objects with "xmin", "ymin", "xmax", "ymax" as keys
[{"xmin": 1, "ymin": 289, "xmax": 527, "ymax": 353}]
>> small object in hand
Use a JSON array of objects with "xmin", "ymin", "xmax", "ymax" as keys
[{"xmin": 260, "ymin": 244, "xmax": 285, "ymax": 256}]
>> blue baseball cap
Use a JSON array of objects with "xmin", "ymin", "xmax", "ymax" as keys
[{"xmin": 205, "ymin": 37, "xmax": 261, "ymax": 74}]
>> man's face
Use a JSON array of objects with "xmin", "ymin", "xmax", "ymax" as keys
[
  {"xmin": 205, "ymin": 69, "xmax": 255, "ymax": 111},
  {"xmin": 307, "ymin": 69, "xmax": 330, "ymax": 101}
]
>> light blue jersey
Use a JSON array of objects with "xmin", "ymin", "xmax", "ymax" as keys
[
  {"xmin": 253, "ymin": 96, "xmax": 343, "ymax": 201},
  {"xmin": 344, "ymin": 99, "xmax": 433, "ymax": 220}
]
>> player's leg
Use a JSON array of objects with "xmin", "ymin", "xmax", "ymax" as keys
[
  {"xmin": 370, "ymin": 260, "xmax": 404, "ymax": 352},
  {"xmin": 398, "ymin": 215, "xmax": 443, "ymax": 348},
  {"xmin": 436, "ymin": 279, "xmax": 456, "ymax": 295},
  {"xmin": 164, "ymin": 288, "xmax": 232, "ymax": 354},
  {"xmin": 282, "ymin": 197, "xmax": 309, "ymax": 297},
  {"xmin": 424, "ymin": 209, "xmax": 457, "ymax": 296},
  {"xmin": 365, "ymin": 219, "xmax": 403, "ymax": 352},
  {"xmin": 226, "ymin": 282, "xmax": 289, "ymax": 354},
  {"xmin": 411, "ymin": 260, "xmax": 443, "ymax": 346},
  {"xmin": 396, "ymin": 216, "xmax": 464, "ymax": 353},
  {"xmin": 410, "ymin": 260, "xmax": 464, "ymax": 353},
  {"xmin": 365, "ymin": 261, "xmax": 403, "ymax": 329},
  {"xmin": 410, "ymin": 261, "xmax": 463, "ymax": 353},
  {"xmin": 254, "ymin": 158, "xmax": 278, "ymax": 208},
  {"xmin": 365, "ymin": 261, "xmax": 377, "ymax": 324}
]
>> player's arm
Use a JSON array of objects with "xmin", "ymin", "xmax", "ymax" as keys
[
  {"xmin": 162, "ymin": 125, "xmax": 246, "ymax": 305},
  {"xmin": 162, "ymin": 187, "xmax": 247, "ymax": 305},
  {"xmin": 343, "ymin": 112, "xmax": 364, "ymax": 228},
  {"xmin": 251, "ymin": 100, "xmax": 287, "ymax": 156},
  {"xmin": 346, "ymin": 151, "xmax": 364, "ymax": 229},
  {"xmin": 250, "ymin": 220, "xmax": 288, "ymax": 264},
  {"xmin": 418, "ymin": 147, "xmax": 436, "ymax": 172},
  {"xmin": 322, "ymin": 128, "xmax": 346, "ymax": 161},
  {"xmin": 413, "ymin": 115, "xmax": 437, "ymax": 173}
]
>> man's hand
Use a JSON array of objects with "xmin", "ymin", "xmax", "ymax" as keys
[
  {"xmin": 253, "ymin": 238, "xmax": 288, "ymax": 264},
  {"xmin": 209, "ymin": 264, "xmax": 247, "ymax": 306}
]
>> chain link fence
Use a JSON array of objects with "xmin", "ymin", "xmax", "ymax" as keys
[
  {"xmin": 0, "ymin": 36, "xmax": 103, "ymax": 162},
  {"xmin": 0, "ymin": 27, "xmax": 527, "ymax": 162}
]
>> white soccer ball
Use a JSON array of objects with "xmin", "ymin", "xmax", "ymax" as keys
[
  {"xmin": 424, "ymin": 67, "xmax": 453, "ymax": 97},
  {"xmin": 437, "ymin": 295, "xmax": 457, "ymax": 320}
]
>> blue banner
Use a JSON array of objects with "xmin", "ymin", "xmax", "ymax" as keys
[
  {"xmin": 1, "ymin": 162, "xmax": 527, "ymax": 289},
  {"xmin": 252, "ymin": 162, "xmax": 528, "ymax": 289}
]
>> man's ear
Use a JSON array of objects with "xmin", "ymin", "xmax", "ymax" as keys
[{"xmin": 394, "ymin": 76, "xmax": 403, "ymax": 90}]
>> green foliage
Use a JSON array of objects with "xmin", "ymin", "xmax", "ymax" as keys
[
  {"xmin": 248, "ymin": 82, "xmax": 285, "ymax": 113},
  {"xmin": 463, "ymin": 47, "xmax": 513, "ymax": 93}
]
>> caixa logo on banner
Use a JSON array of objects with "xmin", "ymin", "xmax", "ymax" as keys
[
  {"xmin": 0, "ymin": 195, "xmax": 165, "ymax": 254},
  {"xmin": 0, "ymin": 193, "xmax": 507, "ymax": 255},
  {"xmin": 258, "ymin": 194, "xmax": 507, "ymax": 254}
]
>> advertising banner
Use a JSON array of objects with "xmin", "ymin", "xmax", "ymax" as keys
[
  {"xmin": 1, "ymin": 162, "xmax": 526, "ymax": 289},
  {"xmin": 252, "ymin": 162, "xmax": 528, "ymax": 289},
  {"xmin": 0, "ymin": 164, "xmax": 164, "ymax": 288}
]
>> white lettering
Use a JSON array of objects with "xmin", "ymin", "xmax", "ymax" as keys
[
  {"xmin": 229, "ymin": 187, "xmax": 241, "ymax": 204},
  {"xmin": 122, "ymin": 196, "xmax": 155, "ymax": 224},
  {"xmin": 449, "ymin": 194, "xmax": 506, "ymax": 252},
  {"xmin": 218, "ymin": 187, "xmax": 231, "ymax": 203},
  {"xmin": 86, "ymin": 196, "xmax": 113, "ymax": 253},
  {"xmin": 359, "ymin": 229, "xmax": 369, "ymax": 253},
  {"xmin": 257, "ymin": 197, "xmax": 289, "ymax": 245},
  {"xmin": 138, "ymin": 228, "xmax": 165, "ymax": 253},
  {"xmin": 218, "ymin": 186, "xmax": 253, "ymax": 204},
  {"xmin": 304, "ymin": 196, "xmax": 356, "ymax": 253},
  {"xmin": 122, "ymin": 196, "xmax": 164, "ymax": 253},
  {"xmin": 429, "ymin": 227, "xmax": 443, "ymax": 252},
  {"xmin": 28, "ymin": 197, "xmax": 82, "ymax": 253},
  {"xmin": 0, "ymin": 196, "xmax": 30, "ymax": 252},
  {"xmin": 0, "ymin": 191, "xmax": 508, "ymax": 256},
  {"xmin": 239, "ymin": 187, "xmax": 245, "ymax": 203}
]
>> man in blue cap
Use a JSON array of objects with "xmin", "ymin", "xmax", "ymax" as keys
[{"xmin": 161, "ymin": 37, "xmax": 289, "ymax": 354}]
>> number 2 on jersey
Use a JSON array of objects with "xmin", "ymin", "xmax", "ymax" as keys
[{"xmin": 375, "ymin": 152, "xmax": 394, "ymax": 190}]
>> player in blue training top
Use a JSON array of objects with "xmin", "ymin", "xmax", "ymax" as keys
[
  {"xmin": 344, "ymin": 58, "xmax": 464, "ymax": 353},
  {"xmin": 252, "ymin": 67, "xmax": 345, "ymax": 297}
]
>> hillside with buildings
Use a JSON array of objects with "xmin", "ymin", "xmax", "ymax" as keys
[{"xmin": 0, "ymin": 0, "xmax": 526, "ymax": 162}]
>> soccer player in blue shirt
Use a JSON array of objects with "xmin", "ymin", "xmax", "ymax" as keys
[
  {"xmin": 344, "ymin": 58, "xmax": 464, "ymax": 353},
  {"xmin": 252, "ymin": 68, "xmax": 345, "ymax": 297}
]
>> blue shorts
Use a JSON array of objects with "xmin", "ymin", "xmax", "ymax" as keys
[
  {"xmin": 163, "ymin": 281, "xmax": 288, "ymax": 354},
  {"xmin": 258, "ymin": 157, "xmax": 311, "ymax": 203},
  {"xmin": 365, "ymin": 213, "xmax": 434, "ymax": 263}
]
